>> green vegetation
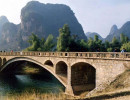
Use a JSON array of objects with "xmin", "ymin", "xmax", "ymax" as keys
[
  {"xmin": 57, "ymin": 24, "xmax": 71, "ymax": 51},
  {"xmin": 120, "ymin": 42, "xmax": 130, "ymax": 52},
  {"xmin": 25, "ymin": 24, "xmax": 130, "ymax": 52},
  {"xmin": 25, "ymin": 33, "xmax": 55, "ymax": 51},
  {"xmin": 22, "ymin": 66, "xmax": 40, "ymax": 74}
]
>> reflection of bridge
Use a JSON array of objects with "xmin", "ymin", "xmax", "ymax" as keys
[{"xmin": 0, "ymin": 52, "xmax": 130, "ymax": 95}]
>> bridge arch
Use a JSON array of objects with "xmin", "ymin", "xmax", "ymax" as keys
[
  {"xmin": 71, "ymin": 62, "xmax": 96, "ymax": 95},
  {"xmin": 56, "ymin": 61, "xmax": 68, "ymax": 78},
  {"xmin": 44, "ymin": 60, "xmax": 53, "ymax": 67},
  {"xmin": 0, "ymin": 57, "xmax": 67, "ymax": 87},
  {"xmin": 70, "ymin": 60, "xmax": 96, "ymax": 69}
]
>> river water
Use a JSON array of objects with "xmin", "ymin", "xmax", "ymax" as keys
[{"xmin": 0, "ymin": 73, "xmax": 65, "ymax": 97}]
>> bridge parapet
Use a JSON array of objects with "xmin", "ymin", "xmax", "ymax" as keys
[{"xmin": 0, "ymin": 52, "xmax": 130, "ymax": 60}]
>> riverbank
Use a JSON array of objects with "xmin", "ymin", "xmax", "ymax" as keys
[
  {"xmin": 1, "ymin": 88, "xmax": 130, "ymax": 100},
  {"xmin": 1, "ymin": 92, "xmax": 77, "ymax": 100}
]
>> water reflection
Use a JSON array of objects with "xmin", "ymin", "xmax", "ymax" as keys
[{"xmin": 0, "ymin": 73, "xmax": 65, "ymax": 96}]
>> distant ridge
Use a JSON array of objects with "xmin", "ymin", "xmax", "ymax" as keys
[
  {"xmin": 85, "ymin": 32, "xmax": 103, "ymax": 40},
  {"xmin": 105, "ymin": 21, "xmax": 130, "ymax": 41}
]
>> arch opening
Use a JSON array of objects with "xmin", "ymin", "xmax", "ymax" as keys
[
  {"xmin": 3, "ymin": 58, "xmax": 7, "ymax": 65},
  {"xmin": 1, "ymin": 60, "xmax": 65, "ymax": 93},
  {"xmin": 1, "ymin": 58, "xmax": 67, "ymax": 87},
  {"xmin": 56, "ymin": 61, "xmax": 67, "ymax": 79},
  {"xmin": 44, "ymin": 60, "xmax": 53, "ymax": 67},
  {"xmin": 71, "ymin": 62, "xmax": 96, "ymax": 95}
]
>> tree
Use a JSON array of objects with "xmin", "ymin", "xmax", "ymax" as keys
[
  {"xmin": 87, "ymin": 37, "xmax": 94, "ymax": 51},
  {"xmin": 94, "ymin": 35, "xmax": 99, "ymax": 42},
  {"xmin": 25, "ymin": 33, "xmax": 55, "ymax": 51},
  {"xmin": 120, "ymin": 33, "xmax": 129, "ymax": 44},
  {"xmin": 107, "ymin": 48, "xmax": 113, "ymax": 52},
  {"xmin": 120, "ymin": 42, "xmax": 130, "ymax": 52},
  {"xmin": 43, "ymin": 34, "xmax": 55, "ymax": 51},
  {"xmin": 57, "ymin": 24, "xmax": 71, "ymax": 51},
  {"xmin": 120, "ymin": 33, "xmax": 125, "ymax": 44},
  {"xmin": 28, "ymin": 33, "xmax": 40, "ymax": 46},
  {"xmin": 38, "ymin": 37, "xmax": 45, "ymax": 51},
  {"xmin": 25, "ymin": 33, "xmax": 40, "ymax": 51},
  {"xmin": 79, "ymin": 39, "xmax": 88, "ymax": 52},
  {"xmin": 111, "ymin": 36, "xmax": 121, "ymax": 50},
  {"xmin": 93, "ymin": 35, "xmax": 103, "ymax": 51},
  {"xmin": 104, "ymin": 40, "xmax": 110, "ymax": 51}
]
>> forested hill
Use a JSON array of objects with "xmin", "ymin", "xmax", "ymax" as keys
[{"xmin": 0, "ymin": 1, "xmax": 86, "ymax": 51}]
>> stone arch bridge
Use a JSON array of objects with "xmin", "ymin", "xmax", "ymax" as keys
[{"xmin": 0, "ymin": 52, "xmax": 130, "ymax": 95}]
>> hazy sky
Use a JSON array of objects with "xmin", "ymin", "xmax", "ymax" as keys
[{"xmin": 0, "ymin": 0, "xmax": 130, "ymax": 38}]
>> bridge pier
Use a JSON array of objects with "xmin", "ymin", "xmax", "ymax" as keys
[
  {"xmin": 65, "ymin": 85, "xmax": 74, "ymax": 95},
  {"xmin": 65, "ymin": 66, "xmax": 74, "ymax": 95}
]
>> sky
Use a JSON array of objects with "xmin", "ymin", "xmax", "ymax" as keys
[{"xmin": 0, "ymin": 0, "xmax": 130, "ymax": 38}]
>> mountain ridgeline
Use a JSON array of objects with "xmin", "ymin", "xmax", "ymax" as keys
[
  {"xmin": 105, "ymin": 22, "xmax": 130, "ymax": 41},
  {"xmin": 0, "ymin": 1, "xmax": 86, "ymax": 51},
  {"xmin": 85, "ymin": 32, "xmax": 103, "ymax": 40},
  {"xmin": 85, "ymin": 22, "xmax": 130, "ymax": 42}
]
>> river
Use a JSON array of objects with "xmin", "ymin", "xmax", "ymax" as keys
[{"xmin": 0, "ymin": 73, "xmax": 65, "ymax": 98}]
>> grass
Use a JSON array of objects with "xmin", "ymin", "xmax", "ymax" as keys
[
  {"xmin": 2, "ymin": 92, "xmax": 77, "ymax": 100},
  {"xmin": 22, "ymin": 66, "xmax": 40, "ymax": 74},
  {"xmin": 2, "ymin": 89, "xmax": 130, "ymax": 100},
  {"xmin": 14, "ymin": 63, "xmax": 42, "ymax": 74}
]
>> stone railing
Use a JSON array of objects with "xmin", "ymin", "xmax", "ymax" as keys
[{"xmin": 0, "ymin": 52, "xmax": 130, "ymax": 59}]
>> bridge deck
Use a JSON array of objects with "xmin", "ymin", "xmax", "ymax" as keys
[{"xmin": 0, "ymin": 52, "xmax": 130, "ymax": 60}]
